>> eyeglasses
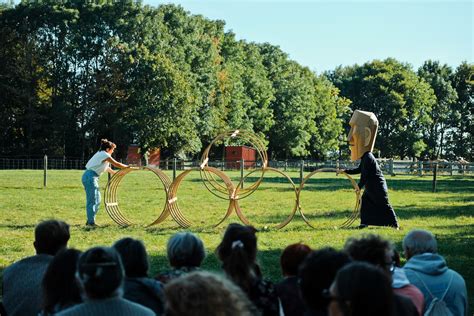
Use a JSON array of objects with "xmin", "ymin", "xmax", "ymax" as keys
[{"xmin": 385, "ymin": 261, "xmax": 396, "ymax": 273}]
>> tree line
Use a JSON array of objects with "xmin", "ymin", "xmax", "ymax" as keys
[{"xmin": 0, "ymin": 1, "xmax": 472, "ymax": 161}]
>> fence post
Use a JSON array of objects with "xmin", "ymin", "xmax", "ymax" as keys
[
  {"xmin": 240, "ymin": 158, "xmax": 244, "ymax": 189},
  {"xmin": 284, "ymin": 160, "xmax": 287, "ymax": 172},
  {"xmin": 300, "ymin": 160, "xmax": 304, "ymax": 184},
  {"xmin": 173, "ymin": 158, "xmax": 177, "ymax": 180},
  {"xmin": 389, "ymin": 158, "xmax": 394, "ymax": 176},
  {"xmin": 432, "ymin": 162, "xmax": 438, "ymax": 192},
  {"xmin": 43, "ymin": 155, "xmax": 48, "ymax": 187},
  {"xmin": 418, "ymin": 160, "xmax": 423, "ymax": 177}
]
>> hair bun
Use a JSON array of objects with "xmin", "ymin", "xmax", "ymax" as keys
[{"xmin": 101, "ymin": 139, "xmax": 109, "ymax": 143}]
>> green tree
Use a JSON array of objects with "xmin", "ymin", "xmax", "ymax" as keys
[
  {"xmin": 328, "ymin": 59, "xmax": 436, "ymax": 159},
  {"xmin": 447, "ymin": 62, "xmax": 473, "ymax": 160},
  {"xmin": 418, "ymin": 60, "xmax": 458, "ymax": 159}
]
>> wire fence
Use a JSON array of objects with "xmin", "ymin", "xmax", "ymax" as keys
[{"xmin": 0, "ymin": 156, "xmax": 472, "ymax": 176}]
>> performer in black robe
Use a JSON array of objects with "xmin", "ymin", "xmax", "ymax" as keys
[{"xmin": 345, "ymin": 151, "xmax": 399, "ymax": 228}]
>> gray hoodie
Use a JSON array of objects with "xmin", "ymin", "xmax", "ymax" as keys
[{"xmin": 403, "ymin": 253, "xmax": 468, "ymax": 316}]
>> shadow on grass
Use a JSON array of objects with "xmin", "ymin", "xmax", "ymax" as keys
[{"xmin": 235, "ymin": 176, "xmax": 474, "ymax": 194}]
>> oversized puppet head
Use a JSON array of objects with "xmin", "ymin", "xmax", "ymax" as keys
[{"xmin": 347, "ymin": 110, "xmax": 378, "ymax": 161}]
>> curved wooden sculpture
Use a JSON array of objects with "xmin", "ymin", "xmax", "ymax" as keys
[{"xmin": 103, "ymin": 130, "xmax": 361, "ymax": 229}]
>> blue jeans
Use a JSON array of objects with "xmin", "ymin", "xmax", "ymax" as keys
[{"xmin": 82, "ymin": 169, "xmax": 100, "ymax": 224}]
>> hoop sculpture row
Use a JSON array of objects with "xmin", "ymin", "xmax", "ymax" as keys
[{"xmin": 104, "ymin": 130, "xmax": 361, "ymax": 229}]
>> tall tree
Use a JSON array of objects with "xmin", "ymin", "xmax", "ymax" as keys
[
  {"xmin": 418, "ymin": 60, "xmax": 458, "ymax": 159},
  {"xmin": 447, "ymin": 62, "xmax": 473, "ymax": 160},
  {"xmin": 328, "ymin": 59, "xmax": 436, "ymax": 159}
]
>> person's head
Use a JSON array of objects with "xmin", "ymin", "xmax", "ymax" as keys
[
  {"xmin": 298, "ymin": 247, "xmax": 351, "ymax": 312},
  {"xmin": 113, "ymin": 237, "xmax": 149, "ymax": 278},
  {"xmin": 216, "ymin": 223, "xmax": 258, "ymax": 293},
  {"xmin": 328, "ymin": 262, "xmax": 393, "ymax": 316},
  {"xmin": 77, "ymin": 246, "xmax": 124, "ymax": 299},
  {"xmin": 34, "ymin": 220, "xmax": 70, "ymax": 255},
  {"xmin": 167, "ymin": 232, "xmax": 206, "ymax": 269},
  {"xmin": 344, "ymin": 234, "xmax": 394, "ymax": 277},
  {"xmin": 42, "ymin": 249, "xmax": 82, "ymax": 313},
  {"xmin": 347, "ymin": 110, "xmax": 378, "ymax": 161},
  {"xmin": 402, "ymin": 229, "xmax": 437, "ymax": 259},
  {"xmin": 164, "ymin": 271, "xmax": 259, "ymax": 316},
  {"xmin": 99, "ymin": 139, "xmax": 116, "ymax": 154},
  {"xmin": 280, "ymin": 243, "xmax": 311, "ymax": 277}
]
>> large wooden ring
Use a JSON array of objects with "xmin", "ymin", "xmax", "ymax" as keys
[
  {"xmin": 199, "ymin": 130, "xmax": 268, "ymax": 199},
  {"xmin": 104, "ymin": 166, "xmax": 171, "ymax": 227},
  {"xmin": 167, "ymin": 166, "xmax": 236, "ymax": 228},
  {"xmin": 298, "ymin": 168, "xmax": 361, "ymax": 228}
]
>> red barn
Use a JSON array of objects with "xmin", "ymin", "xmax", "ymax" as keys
[{"xmin": 225, "ymin": 146, "xmax": 256, "ymax": 169}]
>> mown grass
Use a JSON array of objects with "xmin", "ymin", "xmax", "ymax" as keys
[{"xmin": 0, "ymin": 169, "xmax": 473, "ymax": 309}]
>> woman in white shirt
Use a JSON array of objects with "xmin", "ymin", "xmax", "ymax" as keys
[{"xmin": 82, "ymin": 139, "xmax": 129, "ymax": 226}]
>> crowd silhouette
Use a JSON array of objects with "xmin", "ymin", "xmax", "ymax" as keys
[{"xmin": 0, "ymin": 220, "xmax": 468, "ymax": 316}]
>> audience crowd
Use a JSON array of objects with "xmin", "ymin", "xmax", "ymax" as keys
[{"xmin": 0, "ymin": 220, "xmax": 468, "ymax": 316}]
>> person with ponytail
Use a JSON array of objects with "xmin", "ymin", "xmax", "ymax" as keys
[
  {"xmin": 82, "ymin": 139, "xmax": 130, "ymax": 226},
  {"xmin": 216, "ymin": 223, "xmax": 280, "ymax": 316}
]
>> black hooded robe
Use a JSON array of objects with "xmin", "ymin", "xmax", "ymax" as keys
[{"xmin": 345, "ymin": 151, "xmax": 399, "ymax": 227}]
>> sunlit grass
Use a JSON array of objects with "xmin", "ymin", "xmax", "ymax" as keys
[{"xmin": 0, "ymin": 170, "xmax": 472, "ymax": 308}]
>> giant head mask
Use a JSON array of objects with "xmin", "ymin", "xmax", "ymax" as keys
[{"xmin": 347, "ymin": 110, "xmax": 378, "ymax": 161}]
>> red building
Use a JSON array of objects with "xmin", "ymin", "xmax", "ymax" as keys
[
  {"xmin": 225, "ymin": 146, "xmax": 256, "ymax": 169},
  {"xmin": 126, "ymin": 145, "xmax": 160, "ymax": 166}
]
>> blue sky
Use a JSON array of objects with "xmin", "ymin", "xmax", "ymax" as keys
[{"xmin": 144, "ymin": 0, "xmax": 473, "ymax": 73}]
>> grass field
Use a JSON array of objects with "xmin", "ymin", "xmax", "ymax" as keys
[{"xmin": 0, "ymin": 169, "xmax": 473, "ymax": 309}]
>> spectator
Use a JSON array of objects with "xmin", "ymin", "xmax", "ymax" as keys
[
  {"xmin": 276, "ymin": 243, "xmax": 312, "ymax": 316},
  {"xmin": 216, "ymin": 223, "xmax": 280, "ymax": 316},
  {"xmin": 41, "ymin": 249, "xmax": 82, "ymax": 315},
  {"xmin": 298, "ymin": 247, "xmax": 351, "ymax": 316},
  {"xmin": 56, "ymin": 246, "xmax": 154, "ymax": 316},
  {"xmin": 391, "ymin": 249, "xmax": 425, "ymax": 315},
  {"xmin": 402, "ymin": 229, "xmax": 468, "ymax": 316},
  {"xmin": 327, "ymin": 261, "xmax": 393, "ymax": 316},
  {"xmin": 113, "ymin": 237, "xmax": 165, "ymax": 315},
  {"xmin": 2, "ymin": 220, "xmax": 70, "ymax": 316},
  {"xmin": 164, "ymin": 271, "xmax": 259, "ymax": 316},
  {"xmin": 156, "ymin": 232, "xmax": 206, "ymax": 284},
  {"xmin": 344, "ymin": 234, "xmax": 419, "ymax": 316}
]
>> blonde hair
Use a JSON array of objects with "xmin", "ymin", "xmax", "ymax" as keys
[{"xmin": 164, "ymin": 271, "xmax": 259, "ymax": 316}]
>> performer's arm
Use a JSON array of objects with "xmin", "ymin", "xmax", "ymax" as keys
[{"xmin": 344, "ymin": 162, "xmax": 362, "ymax": 175}]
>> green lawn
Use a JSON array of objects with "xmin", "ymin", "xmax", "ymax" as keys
[{"xmin": 0, "ymin": 169, "xmax": 473, "ymax": 309}]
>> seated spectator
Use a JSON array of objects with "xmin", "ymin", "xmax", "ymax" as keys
[
  {"xmin": 41, "ymin": 249, "xmax": 83, "ymax": 315},
  {"xmin": 216, "ymin": 223, "xmax": 280, "ymax": 316},
  {"xmin": 164, "ymin": 271, "xmax": 259, "ymax": 316},
  {"xmin": 402, "ymin": 229, "xmax": 468, "ymax": 316},
  {"xmin": 298, "ymin": 247, "xmax": 351, "ymax": 316},
  {"xmin": 275, "ymin": 243, "xmax": 311, "ymax": 316},
  {"xmin": 113, "ymin": 237, "xmax": 165, "ymax": 315},
  {"xmin": 344, "ymin": 234, "xmax": 419, "ymax": 316},
  {"xmin": 2, "ymin": 219, "xmax": 70, "ymax": 316},
  {"xmin": 56, "ymin": 246, "xmax": 154, "ymax": 316},
  {"xmin": 156, "ymin": 232, "xmax": 205, "ymax": 284},
  {"xmin": 392, "ymin": 249, "xmax": 425, "ymax": 315},
  {"xmin": 327, "ymin": 261, "xmax": 393, "ymax": 316}
]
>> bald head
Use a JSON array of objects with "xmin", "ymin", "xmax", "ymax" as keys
[{"xmin": 402, "ymin": 229, "xmax": 437, "ymax": 259}]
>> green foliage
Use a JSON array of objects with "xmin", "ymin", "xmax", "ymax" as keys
[
  {"xmin": 447, "ymin": 62, "xmax": 473, "ymax": 161},
  {"xmin": 418, "ymin": 60, "xmax": 458, "ymax": 159},
  {"xmin": 328, "ymin": 59, "xmax": 436, "ymax": 159},
  {"xmin": 0, "ymin": 1, "xmax": 469, "ymax": 160}
]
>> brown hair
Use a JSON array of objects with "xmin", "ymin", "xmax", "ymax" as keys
[
  {"xmin": 280, "ymin": 243, "xmax": 311, "ymax": 276},
  {"xmin": 99, "ymin": 139, "xmax": 116, "ymax": 151}
]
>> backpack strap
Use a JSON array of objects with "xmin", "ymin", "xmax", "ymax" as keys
[
  {"xmin": 413, "ymin": 270, "xmax": 454, "ymax": 301},
  {"xmin": 413, "ymin": 271, "xmax": 435, "ymax": 299},
  {"xmin": 440, "ymin": 271, "xmax": 454, "ymax": 301}
]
